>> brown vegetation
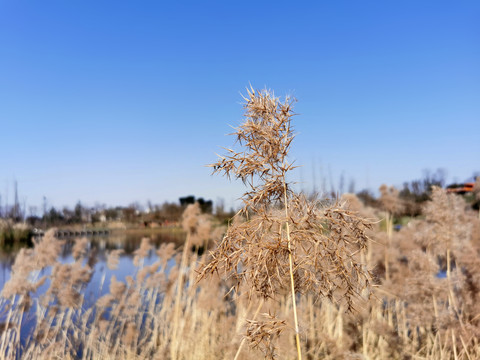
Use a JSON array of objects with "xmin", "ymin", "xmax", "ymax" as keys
[{"xmin": 199, "ymin": 88, "xmax": 372, "ymax": 359}]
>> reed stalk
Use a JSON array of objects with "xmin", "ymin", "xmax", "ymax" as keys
[
  {"xmin": 283, "ymin": 176, "xmax": 302, "ymax": 360},
  {"xmin": 171, "ymin": 231, "xmax": 191, "ymax": 360}
]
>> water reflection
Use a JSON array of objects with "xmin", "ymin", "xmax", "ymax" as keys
[{"xmin": 0, "ymin": 230, "xmax": 185, "ymax": 298}]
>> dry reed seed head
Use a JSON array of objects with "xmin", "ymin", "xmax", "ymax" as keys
[
  {"xmin": 133, "ymin": 237, "xmax": 153, "ymax": 266},
  {"xmin": 156, "ymin": 242, "xmax": 176, "ymax": 268},
  {"xmin": 181, "ymin": 202, "xmax": 213, "ymax": 247},
  {"xmin": 106, "ymin": 249, "xmax": 124, "ymax": 270},
  {"xmin": 47, "ymin": 263, "xmax": 70, "ymax": 292},
  {"xmin": 125, "ymin": 275, "xmax": 135, "ymax": 287},
  {"xmin": 10, "ymin": 248, "xmax": 35, "ymax": 277},
  {"xmin": 196, "ymin": 215, "xmax": 213, "ymax": 246},
  {"xmin": 57, "ymin": 286, "xmax": 82, "ymax": 308},
  {"xmin": 72, "ymin": 237, "xmax": 89, "ymax": 260},
  {"xmin": 96, "ymin": 293, "xmax": 115, "ymax": 308},
  {"xmin": 378, "ymin": 184, "xmax": 404, "ymax": 215},
  {"xmin": 407, "ymin": 249, "xmax": 439, "ymax": 275},
  {"xmin": 201, "ymin": 194, "xmax": 373, "ymax": 310},
  {"xmin": 145, "ymin": 271, "xmax": 166, "ymax": 290},
  {"xmin": 187, "ymin": 214, "xmax": 211, "ymax": 248},
  {"xmin": 210, "ymin": 224, "xmax": 226, "ymax": 243},
  {"xmin": 181, "ymin": 202, "xmax": 202, "ymax": 234},
  {"xmin": 420, "ymin": 186, "xmax": 472, "ymax": 256},
  {"xmin": 340, "ymin": 193, "xmax": 378, "ymax": 222},
  {"xmin": 311, "ymin": 202, "xmax": 373, "ymax": 308},
  {"xmin": 200, "ymin": 89, "xmax": 373, "ymax": 317},
  {"xmin": 109, "ymin": 275, "xmax": 127, "ymax": 299},
  {"xmin": 136, "ymin": 266, "xmax": 150, "ymax": 285},
  {"xmin": 2, "ymin": 248, "xmax": 37, "ymax": 298},
  {"xmin": 46, "ymin": 261, "xmax": 92, "ymax": 308},
  {"xmin": 245, "ymin": 313, "xmax": 287, "ymax": 360},
  {"xmin": 210, "ymin": 88, "xmax": 296, "ymax": 213},
  {"xmin": 32, "ymin": 229, "xmax": 65, "ymax": 269},
  {"xmin": 148, "ymin": 261, "xmax": 161, "ymax": 275},
  {"xmin": 71, "ymin": 260, "xmax": 93, "ymax": 284},
  {"xmin": 1, "ymin": 274, "xmax": 47, "ymax": 299},
  {"xmin": 231, "ymin": 213, "xmax": 246, "ymax": 226},
  {"xmin": 340, "ymin": 193, "xmax": 364, "ymax": 213}
]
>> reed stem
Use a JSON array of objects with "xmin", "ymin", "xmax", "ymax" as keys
[
  {"xmin": 283, "ymin": 175, "xmax": 302, "ymax": 360},
  {"xmin": 171, "ymin": 232, "xmax": 191, "ymax": 360}
]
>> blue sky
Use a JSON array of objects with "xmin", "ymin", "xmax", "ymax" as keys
[{"xmin": 0, "ymin": 1, "xmax": 479, "ymax": 212}]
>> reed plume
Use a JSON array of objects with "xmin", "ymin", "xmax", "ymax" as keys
[
  {"xmin": 72, "ymin": 237, "xmax": 89, "ymax": 261},
  {"xmin": 107, "ymin": 249, "xmax": 124, "ymax": 270},
  {"xmin": 199, "ymin": 87, "xmax": 372, "ymax": 359},
  {"xmin": 378, "ymin": 185, "xmax": 403, "ymax": 282}
]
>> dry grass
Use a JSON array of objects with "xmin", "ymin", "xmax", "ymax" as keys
[{"xmin": 1, "ymin": 193, "xmax": 480, "ymax": 360}]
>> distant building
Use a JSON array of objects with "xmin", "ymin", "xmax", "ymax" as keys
[{"xmin": 446, "ymin": 183, "xmax": 474, "ymax": 194}]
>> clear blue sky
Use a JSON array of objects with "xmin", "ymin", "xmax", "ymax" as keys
[{"xmin": 0, "ymin": 1, "xmax": 479, "ymax": 212}]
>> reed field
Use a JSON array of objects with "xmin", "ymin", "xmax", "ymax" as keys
[{"xmin": 1, "ymin": 89, "xmax": 480, "ymax": 359}]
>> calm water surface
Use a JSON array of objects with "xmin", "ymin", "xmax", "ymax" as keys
[{"xmin": 0, "ymin": 230, "xmax": 185, "ymax": 300}]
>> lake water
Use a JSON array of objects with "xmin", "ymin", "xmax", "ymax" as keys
[{"xmin": 0, "ymin": 230, "xmax": 185, "ymax": 305}]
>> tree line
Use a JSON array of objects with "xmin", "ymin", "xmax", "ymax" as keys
[{"xmin": 1, "ymin": 169, "xmax": 478, "ymax": 228}]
